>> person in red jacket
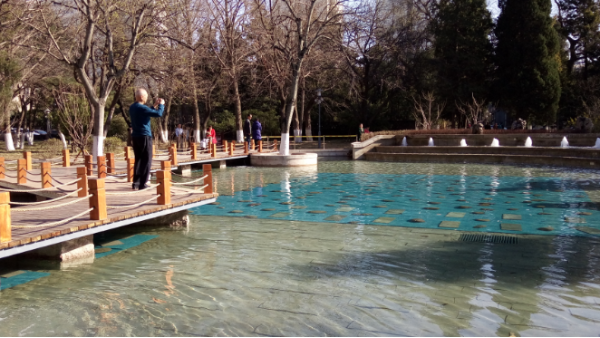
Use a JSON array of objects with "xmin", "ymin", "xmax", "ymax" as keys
[{"xmin": 208, "ymin": 125, "xmax": 217, "ymax": 145}]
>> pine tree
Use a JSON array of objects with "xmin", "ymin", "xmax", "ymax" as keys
[
  {"xmin": 494, "ymin": 0, "xmax": 562, "ymax": 124},
  {"xmin": 431, "ymin": 0, "xmax": 493, "ymax": 113}
]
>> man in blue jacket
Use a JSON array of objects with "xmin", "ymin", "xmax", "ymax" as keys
[{"xmin": 129, "ymin": 88, "xmax": 164, "ymax": 190}]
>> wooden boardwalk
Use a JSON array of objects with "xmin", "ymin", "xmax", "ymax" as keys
[{"xmin": 0, "ymin": 142, "xmax": 272, "ymax": 258}]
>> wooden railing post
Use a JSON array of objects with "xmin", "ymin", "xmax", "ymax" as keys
[
  {"xmin": 191, "ymin": 142, "xmax": 197, "ymax": 160},
  {"xmin": 251, "ymin": 139, "xmax": 255, "ymax": 151},
  {"xmin": 23, "ymin": 151, "xmax": 32, "ymax": 170},
  {"xmin": 156, "ymin": 170, "xmax": 171, "ymax": 205},
  {"xmin": 88, "ymin": 178, "xmax": 107, "ymax": 220},
  {"xmin": 223, "ymin": 140, "xmax": 228, "ymax": 153},
  {"xmin": 273, "ymin": 139, "xmax": 278, "ymax": 152},
  {"xmin": 17, "ymin": 159, "xmax": 26, "ymax": 184},
  {"xmin": 244, "ymin": 141, "xmax": 248, "ymax": 154},
  {"xmin": 97, "ymin": 156, "xmax": 106, "ymax": 178},
  {"xmin": 161, "ymin": 160, "xmax": 171, "ymax": 170},
  {"xmin": 127, "ymin": 158, "xmax": 134, "ymax": 182},
  {"xmin": 0, "ymin": 192, "xmax": 11, "ymax": 243},
  {"xmin": 211, "ymin": 144, "xmax": 217, "ymax": 158},
  {"xmin": 169, "ymin": 145, "xmax": 178, "ymax": 165},
  {"xmin": 84, "ymin": 154, "xmax": 93, "ymax": 176},
  {"xmin": 124, "ymin": 146, "xmax": 131, "ymax": 160},
  {"xmin": 0, "ymin": 157, "xmax": 4, "ymax": 179},
  {"xmin": 203, "ymin": 164, "xmax": 213, "ymax": 194},
  {"xmin": 106, "ymin": 153, "xmax": 115, "ymax": 174},
  {"xmin": 77, "ymin": 167, "xmax": 88, "ymax": 197},
  {"xmin": 62, "ymin": 149, "xmax": 70, "ymax": 167},
  {"xmin": 41, "ymin": 162, "xmax": 52, "ymax": 188},
  {"xmin": 259, "ymin": 140, "xmax": 263, "ymax": 153},
  {"xmin": 229, "ymin": 142, "xmax": 234, "ymax": 156},
  {"xmin": 152, "ymin": 144, "xmax": 156, "ymax": 158}
]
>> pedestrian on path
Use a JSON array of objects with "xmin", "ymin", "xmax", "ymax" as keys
[
  {"xmin": 252, "ymin": 117, "xmax": 262, "ymax": 146},
  {"xmin": 244, "ymin": 113, "xmax": 253, "ymax": 151},
  {"xmin": 208, "ymin": 125, "xmax": 217, "ymax": 145},
  {"xmin": 358, "ymin": 123, "xmax": 364, "ymax": 141},
  {"xmin": 129, "ymin": 88, "xmax": 164, "ymax": 190}
]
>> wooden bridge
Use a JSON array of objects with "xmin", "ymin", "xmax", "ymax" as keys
[{"xmin": 0, "ymin": 140, "xmax": 276, "ymax": 259}]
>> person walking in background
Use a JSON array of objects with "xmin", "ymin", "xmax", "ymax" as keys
[
  {"xmin": 208, "ymin": 125, "xmax": 217, "ymax": 145},
  {"xmin": 129, "ymin": 88, "xmax": 164, "ymax": 190},
  {"xmin": 252, "ymin": 116, "xmax": 262, "ymax": 150},
  {"xmin": 243, "ymin": 113, "xmax": 253, "ymax": 151},
  {"xmin": 358, "ymin": 123, "xmax": 364, "ymax": 142},
  {"xmin": 175, "ymin": 124, "xmax": 183, "ymax": 149}
]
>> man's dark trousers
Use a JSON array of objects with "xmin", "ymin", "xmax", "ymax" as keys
[{"xmin": 132, "ymin": 136, "xmax": 153, "ymax": 189}]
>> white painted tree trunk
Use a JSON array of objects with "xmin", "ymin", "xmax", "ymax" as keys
[
  {"xmin": 92, "ymin": 135, "xmax": 104, "ymax": 158},
  {"xmin": 160, "ymin": 129, "xmax": 168, "ymax": 143},
  {"xmin": 4, "ymin": 133, "xmax": 15, "ymax": 151},
  {"xmin": 27, "ymin": 132, "xmax": 34, "ymax": 145},
  {"xmin": 59, "ymin": 132, "xmax": 68, "ymax": 149},
  {"xmin": 236, "ymin": 130, "xmax": 244, "ymax": 143},
  {"xmin": 279, "ymin": 133, "xmax": 290, "ymax": 155},
  {"xmin": 305, "ymin": 129, "xmax": 313, "ymax": 141},
  {"xmin": 293, "ymin": 129, "xmax": 302, "ymax": 143},
  {"xmin": 195, "ymin": 129, "xmax": 201, "ymax": 143},
  {"xmin": 19, "ymin": 132, "xmax": 25, "ymax": 149}
]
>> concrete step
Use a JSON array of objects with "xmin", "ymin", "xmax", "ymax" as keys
[
  {"xmin": 374, "ymin": 146, "xmax": 600, "ymax": 160},
  {"xmin": 365, "ymin": 151, "xmax": 600, "ymax": 169}
]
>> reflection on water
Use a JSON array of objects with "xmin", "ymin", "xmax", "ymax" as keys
[{"xmin": 0, "ymin": 162, "xmax": 600, "ymax": 336}]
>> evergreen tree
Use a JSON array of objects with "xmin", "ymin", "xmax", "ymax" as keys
[
  {"xmin": 431, "ymin": 0, "xmax": 493, "ymax": 115},
  {"xmin": 494, "ymin": 0, "xmax": 562, "ymax": 124},
  {"xmin": 555, "ymin": 0, "xmax": 600, "ymax": 76}
]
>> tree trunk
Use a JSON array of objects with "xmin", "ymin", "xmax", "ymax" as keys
[
  {"xmin": 293, "ymin": 101, "xmax": 301, "ymax": 143},
  {"xmin": 233, "ymin": 79, "xmax": 244, "ymax": 143},
  {"xmin": 2, "ymin": 112, "xmax": 14, "ymax": 151},
  {"xmin": 59, "ymin": 131, "xmax": 68, "ymax": 149},
  {"xmin": 280, "ymin": 62, "xmax": 302, "ymax": 155},
  {"xmin": 92, "ymin": 101, "xmax": 106, "ymax": 158},
  {"xmin": 103, "ymin": 105, "xmax": 117, "ymax": 138},
  {"xmin": 160, "ymin": 95, "xmax": 172, "ymax": 143}
]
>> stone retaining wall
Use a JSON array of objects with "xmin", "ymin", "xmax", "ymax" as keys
[{"xmin": 396, "ymin": 134, "xmax": 600, "ymax": 147}]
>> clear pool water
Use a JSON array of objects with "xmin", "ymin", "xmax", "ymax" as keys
[
  {"xmin": 192, "ymin": 172, "xmax": 600, "ymax": 236},
  {"xmin": 0, "ymin": 161, "xmax": 599, "ymax": 336}
]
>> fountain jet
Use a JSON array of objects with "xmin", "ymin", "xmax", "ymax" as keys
[
  {"xmin": 525, "ymin": 137, "xmax": 532, "ymax": 147},
  {"xmin": 460, "ymin": 139, "xmax": 468, "ymax": 147},
  {"xmin": 401, "ymin": 136, "xmax": 407, "ymax": 146},
  {"xmin": 594, "ymin": 138, "xmax": 600, "ymax": 148},
  {"xmin": 428, "ymin": 138, "xmax": 434, "ymax": 146},
  {"xmin": 490, "ymin": 138, "xmax": 500, "ymax": 147},
  {"xmin": 561, "ymin": 137, "xmax": 569, "ymax": 148}
]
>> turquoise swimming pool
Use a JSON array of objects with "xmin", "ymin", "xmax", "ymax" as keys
[{"xmin": 192, "ymin": 172, "xmax": 600, "ymax": 237}]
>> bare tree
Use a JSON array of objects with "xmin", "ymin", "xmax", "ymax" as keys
[
  {"xmin": 456, "ymin": 93, "xmax": 487, "ymax": 126},
  {"xmin": 412, "ymin": 91, "xmax": 445, "ymax": 129},
  {"xmin": 208, "ymin": 0, "xmax": 254, "ymax": 142},
  {"xmin": 253, "ymin": 0, "xmax": 348, "ymax": 155},
  {"xmin": 31, "ymin": 0, "xmax": 160, "ymax": 157},
  {"xmin": 53, "ymin": 84, "xmax": 93, "ymax": 158}
]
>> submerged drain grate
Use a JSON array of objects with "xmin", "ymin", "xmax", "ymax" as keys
[{"xmin": 459, "ymin": 233, "xmax": 519, "ymax": 244}]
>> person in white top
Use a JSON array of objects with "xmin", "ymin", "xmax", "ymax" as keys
[{"xmin": 175, "ymin": 124, "xmax": 183, "ymax": 149}]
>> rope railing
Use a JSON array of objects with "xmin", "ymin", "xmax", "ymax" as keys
[
  {"xmin": 13, "ymin": 207, "xmax": 94, "ymax": 229},
  {"xmin": 104, "ymin": 185, "xmax": 159, "ymax": 195},
  {"xmin": 48, "ymin": 174, "xmax": 81, "ymax": 186},
  {"xmin": 0, "ymin": 177, "xmax": 81, "ymax": 192},
  {"xmin": 107, "ymin": 195, "xmax": 159, "ymax": 209},
  {"xmin": 171, "ymin": 185, "xmax": 209, "ymax": 194},
  {"xmin": 171, "ymin": 175, "xmax": 207, "ymax": 185},
  {"xmin": 9, "ymin": 188, "xmax": 82, "ymax": 205},
  {"xmin": 11, "ymin": 194, "xmax": 92, "ymax": 212},
  {"xmin": 3, "ymin": 172, "xmax": 17, "ymax": 179}
]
